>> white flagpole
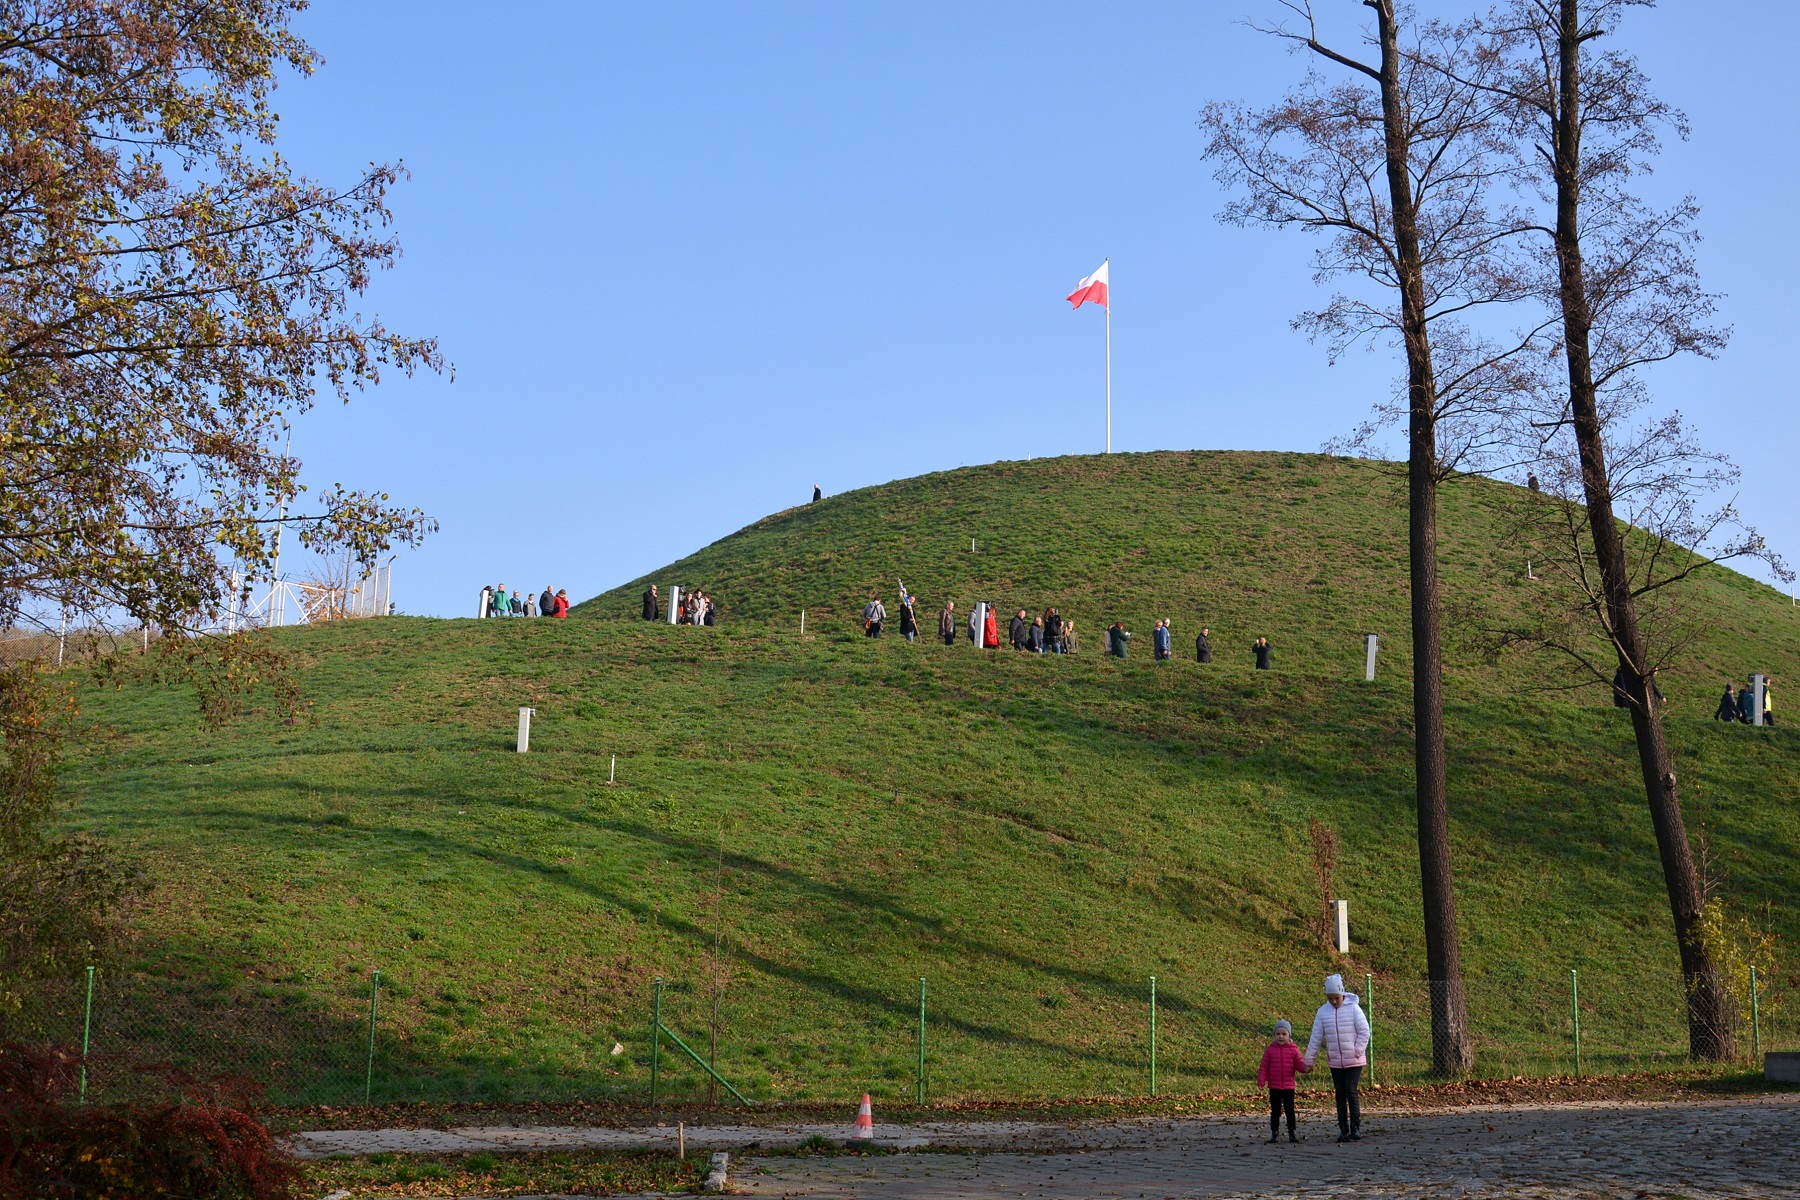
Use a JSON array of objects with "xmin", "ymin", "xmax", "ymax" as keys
[{"xmin": 1104, "ymin": 259, "xmax": 1112, "ymax": 454}]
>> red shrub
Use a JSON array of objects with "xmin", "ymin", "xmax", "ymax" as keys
[{"xmin": 0, "ymin": 1042, "xmax": 298, "ymax": 1199}]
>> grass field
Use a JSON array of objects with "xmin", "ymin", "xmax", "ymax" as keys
[{"xmin": 32, "ymin": 451, "xmax": 1800, "ymax": 1105}]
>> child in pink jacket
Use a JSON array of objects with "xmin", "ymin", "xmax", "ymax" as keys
[{"xmin": 1257, "ymin": 1018, "xmax": 1310, "ymax": 1143}]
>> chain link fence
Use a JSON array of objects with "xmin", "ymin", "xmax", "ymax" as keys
[{"xmin": 4, "ymin": 966, "xmax": 1791, "ymax": 1107}]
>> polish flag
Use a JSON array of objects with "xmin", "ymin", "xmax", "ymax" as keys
[{"xmin": 1066, "ymin": 260, "xmax": 1109, "ymax": 309}]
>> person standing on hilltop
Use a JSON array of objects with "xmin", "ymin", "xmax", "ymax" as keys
[
  {"xmin": 539, "ymin": 585, "xmax": 555, "ymax": 618},
  {"xmin": 642, "ymin": 584, "xmax": 659, "ymax": 621},
  {"xmin": 939, "ymin": 600, "xmax": 957, "ymax": 646},
  {"xmin": 553, "ymin": 589, "xmax": 570, "ymax": 618},
  {"xmin": 1196, "ymin": 626, "xmax": 1212, "ymax": 663},
  {"xmin": 1108, "ymin": 621, "xmax": 1131, "ymax": 659},
  {"xmin": 863, "ymin": 594, "xmax": 885, "ymax": 638},
  {"xmin": 1010, "ymin": 609, "xmax": 1027, "ymax": 650},
  {"xmin": 1253, "ymin": 637, "xmax": 1272, "ymax": 670},
  {"xmin": 813, "ymin": 483, "xmax": 822, "ymax": 503}
]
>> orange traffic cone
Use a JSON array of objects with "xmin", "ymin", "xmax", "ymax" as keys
[{"xmin": 850, "ymin": 1093, "xmax": 874, "ymax": 1141}]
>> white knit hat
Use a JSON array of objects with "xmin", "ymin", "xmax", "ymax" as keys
[{"xmin": 1324, "ymin": 973, "xmax": 1346, "ymax": 996}]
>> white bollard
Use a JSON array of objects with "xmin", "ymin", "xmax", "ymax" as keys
[
  {"xmin": 1364, "ymin": 633, "xmax": 1379, "ymax": 682},
  {"xmin": 666, "ymin": 585, "xmax": 681, "ymax": 624},
  {"xmin": 609, "ymin": 754, "xmax": 616, "ymax": 784},
  {"xmin": 1751, "ymin": 673, "xmax": 1767, "ymax": 727},
  {"xmin": 800, "ymin": 610, "xmax": 805, "ymax": 635},
  {"xmin": 1333, "ymin": 899, "xmax": 1350, "ymax": 954},
  {"xmin": 517, "ymin": 707, "xmax": 535, "ymax": 753}
]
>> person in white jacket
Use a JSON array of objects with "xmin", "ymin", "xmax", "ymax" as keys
[{"xmin": 1302, "ymin": 973, "xmax": 1370, "ymax": 1143}]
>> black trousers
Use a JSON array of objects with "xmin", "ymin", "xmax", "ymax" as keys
[
  {"xmin": 865, "ymin": 621, "xmax": 881, "ymax": 638},
  {"xmin": 1268, "ymin": 1088, "xmax": 1295, "ymax": 1136},
  {"xmin": 942, "ymin": 631, "xmax": 956, "ymax": 646},
  {"xmin": 1330, "ymin": 1065, "xmax": 1362, "ymax": 1134}
]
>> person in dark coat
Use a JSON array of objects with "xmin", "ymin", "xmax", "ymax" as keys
[
  {"xmin": 1152, "ymin": 619, "xmax": 1172, "ymax": 661},
  {"xmin": 1737, "ymin": 684, "xmax": 1756, "ymax": 724},
  {"xmin": 1043, "ymin": 607, "xmax": 1063, "ymax": 653},
  {"xmin": 1715, "ymin": 684, "xmax": 1739, "ymax": 722},
  {"xmin": 642, "ymin": 585, "xmax": 659, "ymax": 621},
  {"xmin": 1253, "ymin": 637, "xmax": 1272, "ymax": 670},
  {"xmin": 1195, "ymin": 626, "xmax": 1212, "ymax": 663},
  {"xmin": 899, "ymin": 596, "xmax": 918, "ymax": 642},
  {"xmin": 1612, "ymin": 667, "xmax": 1633, "ymax": 709},
  {"xmin": 1108, "ymin": 621, "xmax": 1131, "ymax": 659},
  {"xmin": 939, "ymin": 600, "xmax": 957, "ymax": 646},
  {"xmin": 1010, "ymin": 610, "xmax": 1028, "ymax": 650},
  {"xmin": 812, "ymin": 484, "xmax": 822, "ymax": 503},
  {"xmin": 1027, "ymin": 616, "xmax": 1045, "ymax": 653},
  {"xmin": 539, "ymin": 586, "xmax": 555, "ymax": 617},
  {"xmin": 703, "ymin": 593, "xmax": 717, "ymax": 626}
]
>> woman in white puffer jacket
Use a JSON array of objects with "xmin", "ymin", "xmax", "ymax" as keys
[{"xmin": 1302, "ymin": 973, "xmax": 1370, "ymax": 1143}]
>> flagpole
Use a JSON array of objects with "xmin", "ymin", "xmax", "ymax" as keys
[{"xmin": 1104, "ymin": 259, "xmax": 1112, "ymax": 454}]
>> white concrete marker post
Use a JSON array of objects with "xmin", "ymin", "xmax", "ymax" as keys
[
  {"xmin": 517, "ymin": 707, "xmax": 535, "ymax": 753},
  {"xmin": 801, "ymin": 610, "xmax": 805, "ymax": 635},
  {"xmin": 1364, "ymin": 633, "xmax": 1379, "ymax": 682},
  {"xmin": 1334, "ymin": 899, "xmax": 1350, "ymax": 954},
  {"xmin": 609, "ymin": 755, "xmax": 616, "ymax": 784},
  {"xmin": 1751, "ymin": 673, "xmax": 1767, "ymax": 727},
  {"xmin": 666, "ymin": 586, "xmax": 681, "ymax": 624}
]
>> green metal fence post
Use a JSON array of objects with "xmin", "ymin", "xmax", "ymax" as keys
[
  {"xmin": 363, "ymin": 969, "xmax": 381, "ymax": 1105},
  {"xmin": 651, "ymin": 977, "xmax": 663, "ymax": 1104},
  {"xmin": 1569, "ymin": 968, "xmax": 1581, "ymax": 1079},
  {"xmin": 79, "ymin": 966, "xmax": 95, "ymax": 1105},
  {"xmin": 1364, "ymin": 973, "xmax": 1374, "ymax": 1087},
  {"xmin": 1148, "ymin": 976, "xmax": 1158, "ymax": 1097},
  {"xmin": 1750, "ymin": 965, "xmax": 1761, "ymax": 1065},
  {"xmin": 916, "ymin": 977, "xmax": 927, "ymax": 1105}
]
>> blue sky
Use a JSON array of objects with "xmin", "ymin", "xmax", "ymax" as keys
[{"xmin": 273, "ymin": 2, "xmax": 1798, "ymax": 617}]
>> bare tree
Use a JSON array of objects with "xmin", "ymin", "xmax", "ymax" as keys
[
  {"xmin": 1468, "ymin": 0, "xmax": 1784, "ymax": 1058},
  {"xmin": 1202, "ymin": 0, "xmax": 1538, "ymax": 1074}
]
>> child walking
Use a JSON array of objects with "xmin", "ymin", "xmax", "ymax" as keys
[{"xmin": 1258, "ymin": 1018, "xmax": 1309, "ymax": 1143}]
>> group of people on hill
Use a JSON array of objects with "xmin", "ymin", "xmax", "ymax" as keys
[
  {"xmin": 858, "ymin": 591, "xmax": 1080, "ymax": 653},
  {"xmin": 1715, "ymin": 677, "xmax": 1774, "ymax": 725},
  {"xmin": 639, "ymin": 584, "xmax": 718, "ymax": 626},
  {"xmin": 1258, "ymin": 973, "xmax": 1372, "ymax": 1145},
  {"xmin": 853, "ymin": 587, "xmax": 1291, "ymax": 669},
  {"xmin": 480, "ymin": 584, "xmax": 569, "ymax": 618}
]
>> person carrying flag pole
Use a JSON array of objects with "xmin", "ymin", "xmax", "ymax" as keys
[{"xmin": 1066, "ymin": 259, "xmax": 1111, "ymax": 453}]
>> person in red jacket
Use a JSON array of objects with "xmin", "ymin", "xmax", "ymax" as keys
[
  {"xmin": 1258, "ymin": 1018, "xmax": 1310, "ymax": 1144},
  {"xmin": 982, "ymin": 604, "xmax": 1000, "ymax": 649},
  {"xmin": 552, "ymin": 589, "xmax": 569, "ymax": 618}
]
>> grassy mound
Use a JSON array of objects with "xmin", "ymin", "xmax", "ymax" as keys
[{"xmin": 42, "ymin": 452, "xmax": 1800, "ymax": 1105}]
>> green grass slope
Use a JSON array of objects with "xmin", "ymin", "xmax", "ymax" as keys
[{"xmin": 40, "ymin": 452, "xmax": 1800, "ymax": 1106}]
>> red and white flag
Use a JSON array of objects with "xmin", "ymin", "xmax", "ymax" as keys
[{"xmin": 1065, "ymin": 260, "xmax": 1109, "ymax": 309}]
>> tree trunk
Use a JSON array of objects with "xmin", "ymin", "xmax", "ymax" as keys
[
  {"xmin": 1370, "ymin": 0, "xmax": 1474, "ymax": 1075},
  {"xmin": 1547, "ymin": 0, "xmax": 1730, "ymax": 1060}
]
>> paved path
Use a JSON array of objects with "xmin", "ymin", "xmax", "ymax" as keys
[
  {"xmin": 735, "ymin": 1097, "xmax": 1799, "ymax": 1199},
  {"xmin": 294, "ymin": 1095, "xmax": 1799, "ymax": 1198}
]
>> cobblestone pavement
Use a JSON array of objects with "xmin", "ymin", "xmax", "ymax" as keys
[{"xmin": 733, "ymin": 1097, "xmax": 1799, "ymax": 1199}]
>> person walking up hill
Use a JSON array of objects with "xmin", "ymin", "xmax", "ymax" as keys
[
  {"xmin": 863, "ymin": 594, "xmax": 886, "ymax": 638},
  {"xmin": 982, "ymin": 604, "xmax": 1000, "ymax": 649},
  {"xmin": 1715, "ymin": 684, "xmax": 1739, "ymax": 722},
  {"xmin": 1108, "ymin": 621, "xmax": 1130, "ymax": 659},
  {"xmin": 1195, "ymin": 626, "xmax": 1212, "ymax": 663},
  {"xmin": 1010, "ymin": 609, "xmax": 1027, "ymax": 650},
  {"xmin": 940, "ymin": 600, "xmax": 957, "ymax": 647},
  {"xmin": 1253, "ymin": 637, "xmax": 1272, "ymax": 670},
  {"xmin": 1302, "ymin": 974, "xmax": 1370, "ymax": 1144},
  {"xmin": 899, "ymin": 594, "xmax": 918, "ymax": 643}
]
